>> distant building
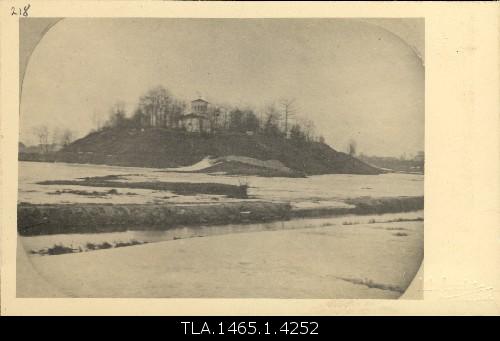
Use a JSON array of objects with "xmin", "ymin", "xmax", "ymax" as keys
[
  {"xmin": 191, "ymin": 98, "xmax": 209, "ymax": 114},
  {"xmin": 179, "ymin": 99, "xmax": 212, "ymax": 133},
  {"xmin": 141, "ymin": 97, "xmax": 214, "ymax": 133}
]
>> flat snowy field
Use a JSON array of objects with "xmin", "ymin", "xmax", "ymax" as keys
[
  {"xmin": 19, "ymin": 161, "xmax": 424, "ymax": 209},
  {"xmin": 18, "ymin": 217, "xmax": 423, "ymax": 299}
]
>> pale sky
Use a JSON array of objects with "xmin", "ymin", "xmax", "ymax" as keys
[{"xmin": 20, "ymin": 18, "xmax": 424, "ymax": 157}]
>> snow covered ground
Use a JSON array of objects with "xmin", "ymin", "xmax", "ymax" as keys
[
  {"xmin": 17, "ymin": 161, "xmax": 424, "ymax": 299},
  {"xmin": 162, "ymin": 156, "xmax": 218, "ymax": 172},
  {"xmin": 19, "ymin": 161, "xmax": 424, "ymax": 208},
  {"xmin": 17, "ymin": 217, "xmax": 423, "ymax": 298}
]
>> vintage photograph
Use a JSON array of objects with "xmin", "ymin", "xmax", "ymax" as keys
[{"xmin": 16, "ymin": 18, "xmax": 424, "ymax": 299}]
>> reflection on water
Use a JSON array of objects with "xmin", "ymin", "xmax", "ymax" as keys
[{"xmin": 22, "ymin": 211, "xmax": 424, "ymax": 256}]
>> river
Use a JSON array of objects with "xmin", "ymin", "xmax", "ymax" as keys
[{"xmin": 19, "ymin": 161, "xmax": 424, "ymax": 210}]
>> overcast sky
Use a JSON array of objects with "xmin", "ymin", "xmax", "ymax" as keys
[{"xmin": 20, "ymin": 18, "xmax": 424, "ymax": 157}]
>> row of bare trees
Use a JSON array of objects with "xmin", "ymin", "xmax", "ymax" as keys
[
  {"xmin": 98, "ymin": 86, "xmax": 325, "ymax": 145},
  {"xmin": 30, "ymin": 126, "xmax": 74, "ymax": 153},
  {"xmin": 97, "ymin": 87, "xmax": 186, "ymax": 131},
  {"xmin": 27, "ymin": 85, "xmax": 358, "ymax": 155}
]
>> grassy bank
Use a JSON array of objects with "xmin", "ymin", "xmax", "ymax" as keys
[
  {"xmin": 18, "ymin": 196, "xmax": 423, "ymax": 236},
  {"xmin": 30, "ymin": 240, "xmax": 149, "ymax": 256},
  {"xmin": 292, "ymin": 196, "xmax": 424, "ymax": 218},
  {"xmin": 18, "ymin": 201, "xmax": 292, "ymax": 236}
]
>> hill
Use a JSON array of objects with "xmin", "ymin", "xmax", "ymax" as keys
[{"xmin": 52, "ymin": 127, "xmax": 382, "ymax": 176}]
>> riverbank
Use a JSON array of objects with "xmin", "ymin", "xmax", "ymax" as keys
[
  {"xmin": 292, "ymin": 196, "xmax": 424, "ymax": 217},
  {"xmin": 22, "ymin": 211, "xmax": 424, "ymax": 257},
  {"xmin": 18, "ymin": 196, "xmax": 423, "ymax": 236},
  {"xmin": 17, "ymin": 201, "xmax": 292, "ymax": 236}
]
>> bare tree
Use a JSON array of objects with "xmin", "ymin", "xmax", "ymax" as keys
[
  {"xmin": 206, "ymin": 105, "xmax": 222, "ymax": 133},
  {"xmin": 280, "ymin": 98, "xmax": 296, "ymax": 138},
  {"xmin": 218, "ymin": 105, "xmax": 231, "ymax": 130},
  {"xmin": 106, "ymin": 101, "xmax": 128, "ymax": 128},
  {"xmin": 51, "ymin": 127, "xmax": 62, "ymax": 149},
  {"xmin": 263, "ymin": 104, "xmax": 282, "ymax": 136},
  {"xmin": 169, "ymin": 99, "xmax": 186, "ymax": 129},
  {"xmin": 48, "ymin": 128, "xmax": 74, "ymax": 149},
  {"xmin": 297, "ymin": 118, "xmax": 316, "ymax": 142},
  {"xmin": 138, "ymin": 86, "xmax": 173, "ymax": 127},
  {"xmin": 32, "ymin": 125, "xmax": 50, "ymax": 153},
  {"xmin": 60, "ymin": 129, "xmax": 74, "ymax": 147}
]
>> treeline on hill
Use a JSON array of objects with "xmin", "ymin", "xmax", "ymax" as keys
[
  {"xmin": 96, "ymin": 86, "xmax": 325, "ymax": 146},
  {"xmin": 21, "ymin": 85, "xmax": 383, "ymax": 175}
]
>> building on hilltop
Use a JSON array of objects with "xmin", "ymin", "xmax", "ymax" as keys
[
  {"xmin": 139, "ymin": 96, "xmax": 221, "ymax": 134},
  {"xmin": 179, "ymin": 98, "xmax": 212, "ymax": 133},
  {"xmin": 191, "ymin": 98, "xmax": 209, "ymax": 113}
]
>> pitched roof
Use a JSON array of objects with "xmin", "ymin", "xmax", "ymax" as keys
[{"xmin": 191, "ymin": 98, "xmax": 209, "ymax": 104}]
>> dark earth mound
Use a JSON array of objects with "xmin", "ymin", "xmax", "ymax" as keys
[{"xmin": 22, "ymin": 127, "xmax": 383, "ymax": 176}]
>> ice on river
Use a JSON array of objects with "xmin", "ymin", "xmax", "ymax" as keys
[
  {"xmin": 18, "ymin": 161, "xmax": 423, "ymax": 208},
  {"xmin": 17, "ymin": 162, "xmax": 424, "ymax": 299},
  {"xmin": 17, "ymin": 214, "xmax": 423, "ymax": 298}
]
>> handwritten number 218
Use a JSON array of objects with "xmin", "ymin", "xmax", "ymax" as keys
[{"xmin": 11, "ymin": 4, "xmax": 31, "ymax": 16}]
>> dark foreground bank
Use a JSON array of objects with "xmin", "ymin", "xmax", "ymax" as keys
[
  {"xmin": 17, "ymin": 196, "xmax": 423, "ymax": 236},
  {"xmin": 292, "ymin": 196, "xmax": 424, "ymax": 218},
  {"xmin": 18, "ymin": 201, "xmax": 292, "ymax": 236}
]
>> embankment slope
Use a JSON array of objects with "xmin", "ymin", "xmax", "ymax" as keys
[{"xmin": 38, "ymin": 127, "xmax": 382, "ymax": 175}]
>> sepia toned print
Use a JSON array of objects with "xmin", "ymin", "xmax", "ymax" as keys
[{"xmin": 16, "ymin": 18, "xmax": 424, "ymax": 298}]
